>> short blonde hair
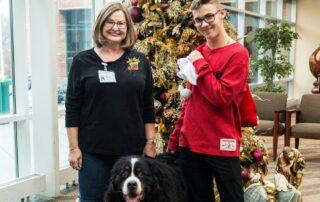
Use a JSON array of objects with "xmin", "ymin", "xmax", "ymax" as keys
[
  {"xmin": 92, "ymin": 2, "xmax": 137, "ymax": 49},
  {"xmin": 190, "ymin": 0, "xmax": 221, "ymax": 10}
]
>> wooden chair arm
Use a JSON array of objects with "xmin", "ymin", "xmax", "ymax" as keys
[{"xmin": 274, "ymin": 110, "xmax": 286, "ymax": 114}]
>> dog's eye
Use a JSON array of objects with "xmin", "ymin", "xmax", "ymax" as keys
[
  {"xmin": 136, "ymin": 170, "xmax": 143, "ymax": 178},
  {"xmin": 121, "ymin": 171, "xmax": 129, "ymax": 178}
]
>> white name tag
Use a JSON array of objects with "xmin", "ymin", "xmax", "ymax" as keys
[
  {"xmin": 220, "ymin": 139, "xmax": 236, "ymax": 151},
  {"xmin": 98, "ymin": 70, "xmax": 116, "ymax": 83}
]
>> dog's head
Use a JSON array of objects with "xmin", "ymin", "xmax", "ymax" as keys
[
  {"xmin": 106, "ymin": 156, "xmax": 155, "ymax": 202},
  {"xmin": 105, "ymin": 154, "xmax": 187, "ymax": 202}
]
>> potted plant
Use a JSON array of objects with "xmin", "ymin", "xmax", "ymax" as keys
[{"xmin": 252, "ymin": 22, "xmax": 299, "ymax": 92}]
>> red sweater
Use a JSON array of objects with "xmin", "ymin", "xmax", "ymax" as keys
[{"xmin": 168, "ymin": 42, "xmax": 249, "ymax": 157}]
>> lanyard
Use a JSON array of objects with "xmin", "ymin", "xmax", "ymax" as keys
[{"xmin": 101, "ymin": 62, "xmax": 108, "ymax": 71}]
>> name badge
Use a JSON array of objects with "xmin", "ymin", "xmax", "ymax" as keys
[
  {"xmin": 98, "ymin": 70, "xmax": 116, "ymax": 83},
  {"xmin": 220, "ymin": 139, "xmax": 236, "ymax": 151}
]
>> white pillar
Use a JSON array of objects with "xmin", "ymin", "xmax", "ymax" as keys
[
  {"xmin": 29, "ymin": 0, "xmax": 60, "ymax": 197},
  {"xmin": 11, "ymin": 0, "xmax": 32, "ymax": 179}
]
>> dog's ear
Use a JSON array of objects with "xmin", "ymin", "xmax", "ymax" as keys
[
  {"xmin": 104, "ymin": 180, "xmax": 123, "ymax": 202},
  {"xmin": 145, "ymin": 158, "xmax": 173, "ymax": 202},
  {"xmin": 104, "ymin": 172, "xmax": 124, "ymax": 202}
]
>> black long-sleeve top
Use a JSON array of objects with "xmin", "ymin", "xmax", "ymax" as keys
[{"xmin": 65, "ymin": 48, "xmax": 155, "ymax": 155}]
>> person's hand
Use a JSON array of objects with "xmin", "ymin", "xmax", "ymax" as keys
[
  {"xmin": 68, "ymin": 148, "xmax": 82, "ymax": 170},
  {"xmin": 187, "ymin": 50, "xmax": 204, "ymax": 63},
  {"xmin": 143, "ymin": 142, "xmax": 156, "ymax": 158}
]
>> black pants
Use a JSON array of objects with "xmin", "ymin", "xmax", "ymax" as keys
[{"xmin": 178, "ymin": 148, "xmax": 244, "ymax": 202}]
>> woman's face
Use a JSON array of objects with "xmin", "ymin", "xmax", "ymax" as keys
[{"xmin": 102, "ymin": 10, "xmax": 127, "ymax": 45}]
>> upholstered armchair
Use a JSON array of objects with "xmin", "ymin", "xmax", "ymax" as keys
[
  {"xmin": 285, "ymin": 94, "xmax": 320, "ymax": 148},
  {"xmin": 254, "ymin": 92, "xmax": 287, "ymax": 160}
]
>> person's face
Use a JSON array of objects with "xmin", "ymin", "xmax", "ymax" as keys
[
  {"xmin": 192, "ymin": 4, "xmax": 226, "ymax": 41},
  {"xmin": 102, "ymin": 10, "xmax": 127, "ymax": 44}
]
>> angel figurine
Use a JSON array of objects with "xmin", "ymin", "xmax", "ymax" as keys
[{"xmin": 275, "ymin": 147, "xmax": 305, "ymax": 188}]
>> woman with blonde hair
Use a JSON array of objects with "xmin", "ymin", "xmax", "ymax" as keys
[{"xmin": 65, "ymin": 2, "xmax": 156, "ymax": 201}]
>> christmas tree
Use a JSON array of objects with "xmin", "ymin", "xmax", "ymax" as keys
[{"xmin": 127, "ymin": 0, "xmax": 237, "ymax": 151}]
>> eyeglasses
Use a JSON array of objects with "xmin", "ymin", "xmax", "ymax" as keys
[
  {"xmin": 194, "ymin": 10, "xmax": 221, "ymax": 26},
  {"xmin": 104, "ymin": 20, "xmax": 127, "ymax": 29}
]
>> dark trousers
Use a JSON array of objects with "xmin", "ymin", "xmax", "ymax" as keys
[
  {"xmin": 178, "ymin": 148, "xmax": 244, "ymax": 202},
  {"xmin": 78, "ymin": 153, "xmax": 119, "ymax": 202}
]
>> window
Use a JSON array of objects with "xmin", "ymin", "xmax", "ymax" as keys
[
  {"xmin": 245, "ymin": 0, "xmax": 259, "ymax": 13},
  {"xmin": 283, "ymin": 0, "xmax": 293, "ymax": 21},
  {"xmin": 0, "ymin": 123, "xmax": 16, "ymax": 184},
  {"xmin": 266, "ymin": 0, "xmax": 277, "ymax": 17},
  {"xmin": 63, "ymin": 9, "xmax": 92, "ymax": 72},
  {"xmin": 0, "ymin": 0, "xmax": 14, "ymax": 115},
  {"xmin": 227, "ymin": 11, "xmax": 238, "ymax": 32},
  {"xmin": 244, "ymin": 15, "xmax": 259, "ymax": 83},
  {"xmin": 56, "ymin": 0, "xmax": 93, "ymax": 167},
  {"xmin": 221, "ymin": 0, "xmax": 237, "ymax": 8}
]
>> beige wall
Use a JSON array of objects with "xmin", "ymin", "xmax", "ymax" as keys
[{"xmin": 294, "ymin": 0, "xmax": 320, "ymax": 99}]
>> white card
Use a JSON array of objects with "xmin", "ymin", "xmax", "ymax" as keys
[
  {"xmin": 220, "ymin": 139, "xmax": 236, "ymax": 151},
  {"xmin": 98, "ymin": 70, "xmax": 116, "ymax": 83}
]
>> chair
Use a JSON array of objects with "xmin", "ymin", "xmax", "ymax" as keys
[
  {"xmin": 254, "ymin": 92, "xmax": 287, "ymax": 161},
  {"xmin": 285, "ymin": 94, "xmax": 320, "ymax": 148}
]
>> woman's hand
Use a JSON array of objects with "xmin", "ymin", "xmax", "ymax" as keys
[
  {"xmin": 143, "ymin": 142, "xmax": 157, "ymax": 158},
  {"xmin": 68, "ymin": 148, "xmax": 82, "ymax": 170}
]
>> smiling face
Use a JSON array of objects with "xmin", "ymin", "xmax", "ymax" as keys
[
  {"xmin": 192, "ymin": 3, "xmax": 226, "ymax": 41},
  {"xmin": 102, "ymin": 10, "xmax": 127, "ymax": 45}
]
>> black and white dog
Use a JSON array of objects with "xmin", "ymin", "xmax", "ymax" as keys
[{"xmin": 104, "ymin": 153, "xmax": 188, "ymax": 202}]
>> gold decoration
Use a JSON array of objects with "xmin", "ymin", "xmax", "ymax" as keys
[
  {"xmin": 275, "ymin": 147, "xmax": 306, "ymax": 188},
  {"xmin": 127, "ymin": 57, "xmax": 140, "ymax": 71}
]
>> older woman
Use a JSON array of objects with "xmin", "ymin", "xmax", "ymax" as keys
[{"xmin": 65, "ymin": 2, "xmax": 156, "ymax": 201}]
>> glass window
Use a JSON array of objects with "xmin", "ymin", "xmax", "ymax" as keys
[
  {"xmin": 221, "ymin": 0, "xmax": 237, "ymax": 8},
  {"xmin": 63, "ymin": 9, "xmax": 92, "ymax": 71},
  {"xmin": 244, "ymin": 15, "xmax": 259, "ymax": 83},
  {"xmin": 56, "ymin": 0, "xmax": 93, "ymax": 167},
  {"xmin": 0, "ymin": 0, "xmax": 14, "ymax": 115},
  {"xmin": 0, "ymin": 123, "xmax": 16, "ymax": 184},
  {"xmin": 227, "ymin": 11, "xmax": 238, "ymax": 32},
  {"xmin": 57, "ymin": 0, "xmax": 93, "ymax": 107},
  {"xmin": 245, "ymin": 0, "xmax": 259, "ymax": 13},
  {"xmin": 283, "ymin": 0, "xmax": 293, "ymax": 21},
  {"xmin": 266, "ymin": 0, "xmax": 277, "ymax": 17}
]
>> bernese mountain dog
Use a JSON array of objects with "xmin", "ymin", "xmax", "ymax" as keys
[{"xmin": 104, "ymin": 153, "xmax": 188, "ymax": 202}]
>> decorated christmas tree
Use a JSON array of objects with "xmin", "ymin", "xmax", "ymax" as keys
[{"xmin": 126, "ymin": 0, "xmax": 237, "ymax": 150}]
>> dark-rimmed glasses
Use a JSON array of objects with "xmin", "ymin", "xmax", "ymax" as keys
[
  {"xmin": 104, "ymin": 20, "xmax": 127, "ymax": 29},
  {"xmin": 194, "ymin": 10, "xmax": 221, "ymax": 26}
]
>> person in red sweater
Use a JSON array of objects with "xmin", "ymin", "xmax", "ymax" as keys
[{"xmin": 168, "ymin": 0, "xmax": 249, "ymax": 201}]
